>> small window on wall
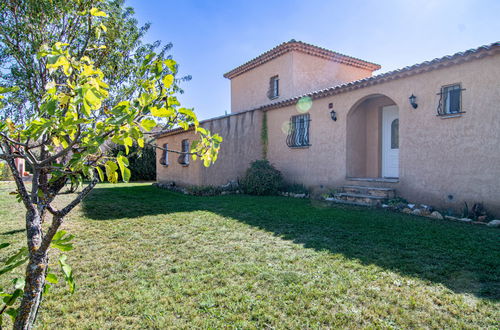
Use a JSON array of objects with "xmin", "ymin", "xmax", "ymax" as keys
[
  {"xmin": 160, "ymin": 143, "xmax": 169, "ymax": 166},
  {"xmin": 178, "ymin": 139, "xmax": 189, "ymax": 166},
  {"xmin": 268, "ymin": 75, "xmax": 279, "ymax": 99},
  {"xmin": 437, "ymin": 84, "xmax": 465, "ymax": 116}
]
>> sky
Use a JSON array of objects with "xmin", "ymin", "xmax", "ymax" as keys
[{"xmin": 127, "ymin": 0, "xmax": 500, "ymax": 120}]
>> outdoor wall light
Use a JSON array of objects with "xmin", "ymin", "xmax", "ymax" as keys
[
  {"xmin": 329, "ymin": 103, "xmax": 337, "ymax": 121},
  {"xmin": 409, "ymin": 94, "xmax": 418, "ymax": 109}
]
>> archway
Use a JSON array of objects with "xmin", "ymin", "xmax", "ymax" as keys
[{"xmin": 346, "ymin": 94, "xmax": 399, "ymax": 179}]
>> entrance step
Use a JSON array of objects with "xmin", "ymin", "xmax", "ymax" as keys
[
  {"xmin": 329, "ymin": 185, "xmax": 396, "ymax": 207},
  {"xmin": 342, "ymin": 185, "xmax": 395, "ymax": 199}
]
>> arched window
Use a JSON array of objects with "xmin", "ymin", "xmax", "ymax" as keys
[{"xmin": 391, "ymin": 119, "xmax": 399, "ymax": 149}]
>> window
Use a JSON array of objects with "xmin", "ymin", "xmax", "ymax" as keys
[
  {"xmin": 178, "ymin": 139, "xmax": 189, "ymax": 165},
  {"xmin": 268, "ymin": 75, "xmax": 279, "ymax": 99},
  {"xmin": 286, "ymin": 114, "xmax": 310, "ymax": 148},
  {"xmin": 391, "ymin": 119, "xmax": 399, "ymax": 149},
  {"xmin": 159, "ymin": 143, "xmax": 169, "ymax": 166},
  {"xmin": 438, "ymin": 84, "xmax": 464, "ymax": 115}
]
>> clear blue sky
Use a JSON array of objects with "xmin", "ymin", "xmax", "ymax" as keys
[{"xmin": 127, "ymin": 0, "xmax": 500, "ymax": 120}]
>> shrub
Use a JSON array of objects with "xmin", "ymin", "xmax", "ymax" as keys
[
  {"xmin": 280, "ymin": 182, "xmax": 309, "ymax": 195},
  {"xmin": 0, "ymin": 162, "xmax": 14, "ymax": 181},
  {"xmin": 241, "ymin": 160, "xmax": 283, "ymax": 195},
  {"xmin": 109, "ymin": 143, "xmax": 156, "ymax": 181}
]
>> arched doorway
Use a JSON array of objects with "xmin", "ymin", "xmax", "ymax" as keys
[{"xmin": 346, "ymin": 94, "xmax": 399, "ymax": 179}]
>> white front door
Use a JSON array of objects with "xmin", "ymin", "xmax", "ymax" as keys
[{"xmin": 382, "ymin": 105, "xmax": 399, "ymax": 178}]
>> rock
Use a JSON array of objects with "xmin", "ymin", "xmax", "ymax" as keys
[
  {"xmin": 459, "ymin": 218, "xmax": 472, "ymax": 222},
  {"xmin": 407, "ymin": 204, "xmax": 416, "ymax": 209},
  {"xmin": 325, "ymin": 197, "xmax": 335, "ymax": 202},
  {"xmin": 294, "ymin": 193, "xmax": 306, "ymax": 198},
  {"xmin": 402, "ymin": 208, "xmax": 412, "ymax": 214},
  {"xmin": 477, "ymin": 215, "xmax": 488, "ymax": 222},
  {"xmin": 382, "ymin": 204, "xmax": 389, "ymax": 208},
  {"xmin": 445, "ymin": 215, "xmax": 460, "ymax": 221},
  {"xmin": 487, "ymin": 220, "xmax": 500, "ymax": 227},
  {"xmin": 420, "ymin": 209, "xmax": 431, "ymax": 216},
  {"xmin": 411, "ymin": 209, "xmax": 422, "ymax": 216},
  {"xmin": 429, "ymin": 211, "xmax": 444, "ymax": 220}
]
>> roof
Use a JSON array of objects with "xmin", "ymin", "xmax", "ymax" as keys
[
  {"xmin": 223, "ymin": 40, "xmax": 381, "ymax": 79},
  {"xmin": 156, "ymin": 41, "xmax": 500, "ymax": 139},
  {"xmin": 257, "ymin": 41, "xmax": 500, "ymax": 111}
]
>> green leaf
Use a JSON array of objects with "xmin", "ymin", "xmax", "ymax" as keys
[
  {"xmin": 96, "ymin": 166, "xmax": 105, "ymax": 182},
  {"xmin": 89, "ymin": 8, "xmax": 107, "ymax": 17},
  {"xmin": 50, "ymin": 230, "xmax": 75, "ymax": 252},
  {"xmin": 105, "ymin": 161, "xmax": 118, "ymax": 183},
  {"xmin": 46, "ymin": 273, "xmax": 58, "ymax": 284},
  {"xmin": 0, "ymin": 86, "xmax": 20, "ymax": 94},
  {"xmin": 140, "ymin": 119, "xmax": 156, "ymax": 132},
  {"xmin": 0, "ymin": 243, "xmax": 10, "ymax": 249},
  {"xmin": 151, "ymin": 107, "xmax": 174, "ymax": 118},
  {"xmin": 162, "ymin": 75, "xmax": 174, "ymax": 89},
  {"xmin": 117, "ymin": 155, "xmax": 131, "ymax": 182},
  {"xmin": 137, "ymin": 138, "xmax": 144, "ymax": 148},
  {"xmin": 5, "ymin": 247, "xmax": 28, "ymax": 265},
  {"xmin": 5, "ymin": 307, "xmax": 18, "ymax": 321},
  {"xmin": 59, "ymin": 255, "xmax": 75, "ymax": 294}
]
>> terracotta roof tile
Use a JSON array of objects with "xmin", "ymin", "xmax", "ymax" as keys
[
  {"xmin": 223, "ymin": 40, "xmax": 381, "ymax": 79},
  {"xmin": 256, "ymin": 41, "xmax": 500, "ymax": 111}
]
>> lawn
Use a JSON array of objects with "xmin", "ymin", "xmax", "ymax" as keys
[{"xmin": 0, "ymin": 182, "xmax": 498, "ymax": 328}]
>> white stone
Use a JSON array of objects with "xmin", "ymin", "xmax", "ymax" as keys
[
  {"xmin": 487, "ymin": 220, "xmax": 500, "ymax": 227},
  {"xmin": 325, "ymin": 197, "xmax": 335, "ymax": 202},
  {"xmin": 459, "ymin": 218, "xmax": 472, "ymax": 222},
  {"xmin": 411, "ymin": 209, "xmax": 422, "ymax": 216},
  {"xmin": 382, "ymin": 204, "xmax": 389, "ymax": 208},
  {"xmin": 408, "ymin": 204, "xmax": 415, "ymax": 209},
  {"xmin": 429, "ymin": 211, "xmax": 444, "ymax": 220}
]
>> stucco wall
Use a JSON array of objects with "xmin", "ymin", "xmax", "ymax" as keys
[
  {"xmin": 230, "ymin": 51, "xmax": 374, "ymax": 113},
  {"xmin": 230, "ymin": 53, "xmax": 294, "ymax": 113},
  {"xmin": 265, "ymin": 54, "xmax": 500, "ymax": 215},
  {"xmin": 292, "ymin": 51, "xmax": 374, "ymax": 97},
  {"xmin": 156, "ymin": 109, "xmax": 263, "ymax": 187}
]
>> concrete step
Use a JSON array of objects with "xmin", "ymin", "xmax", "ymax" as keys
[
  {"xmin": 324, "ymin": 197, "xmax": 373, "ymax": 207},
  {"xmin": 342, "ymin": 185, "xmax": 395, "ymax": 198},
  {"xmin": 334, "ymin": 192, "xmax": 387, "ymax": 207}
]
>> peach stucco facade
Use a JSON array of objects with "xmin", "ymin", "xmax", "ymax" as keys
[{"xmin": 156, "ymin": 40, "xmax": 500, "ymax": 216}]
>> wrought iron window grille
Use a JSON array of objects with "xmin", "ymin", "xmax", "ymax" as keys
[
  {"xmin": 286, "ymin": 114, "xmax": 311, "ymax": 148},
  {"xmin": 437, "ymin": 84, "xmax": 466, "ymax": 116}
]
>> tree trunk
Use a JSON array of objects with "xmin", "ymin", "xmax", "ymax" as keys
[{"xmin": 14, "ymin": 211, "xmax": 47, "ymax": 330}]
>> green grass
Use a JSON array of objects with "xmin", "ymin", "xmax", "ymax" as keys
[{"xmin": 0, "ymin": 182, "xmax": 499, "ymax": 328}]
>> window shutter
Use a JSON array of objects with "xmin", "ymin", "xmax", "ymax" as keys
[{"xmin": 160, "ymin": 143, "xmax": 168, "ymax": 165}]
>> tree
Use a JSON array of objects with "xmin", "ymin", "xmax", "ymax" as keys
[
  {"xmin": 0, "ymin": 0, "xmax": 190, "ymax": 123},
  {"xmin": 0, "ymin": 1, "xmax": 222, "ymax": 328}
]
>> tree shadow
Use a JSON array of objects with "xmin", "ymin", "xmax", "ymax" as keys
[{"xmin": 82, "ymin": 184, "xmax": 500, "ymax": 300}]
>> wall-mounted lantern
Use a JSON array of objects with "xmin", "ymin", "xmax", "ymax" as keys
[
  {"xmin": 329, "ymin": 103, "xmax": 337, "ymax": 121},
  {"xmin": 409, "ymin": 94, "xmax": 418, "ymax": 109}
]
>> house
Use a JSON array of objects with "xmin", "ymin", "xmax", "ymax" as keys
[{"xmin": 155, "ymin": 40, "xmax": 500, "ymax": 215}]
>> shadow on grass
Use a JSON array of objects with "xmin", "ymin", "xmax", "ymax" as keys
[{"xmin": 82, "ymin": 184, "xmax": 500, "ymax": 300}]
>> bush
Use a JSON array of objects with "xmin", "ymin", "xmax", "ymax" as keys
[
  {"xmin": 280, "ymin": 182, "xmax": 309, "ymax": 195},
  {"xmin": 241, "ymin": 160, "xmax": 283, "ymax": 195},
  {"xmin": 0, "ymin": 162, "xmax": 14, "ymax": 181},
  {"xmin": 109, "ymin": 143, "xmax": 156, "ymax": 181}
]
